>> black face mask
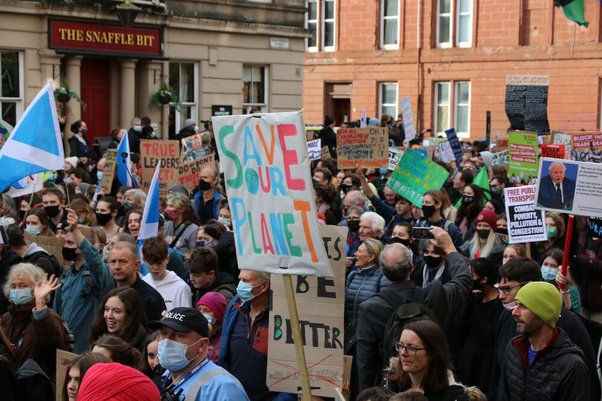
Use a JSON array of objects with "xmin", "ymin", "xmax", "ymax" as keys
[
  {"xmin": 340, "ymin": 184, "xmax": 351, "ymax": 193},
  {"xmin": 198, "ymin": 179, "xmax": 212, "ymax": 191},
  {"xmin": 496, "ymin": 227, "xmax": 508, "ymax": 235},
  {"xmin": 477, "ymin": 229, "xmax": 490, "ymax": 240},
  {"xmin": 347, "ymin": 220, "xmax": 360, "ymax": 232},
  {"xmin": 44, "ymin": 205, "xmax": 61, "ymax": 218},
  {"xmin": 18, "ymin": 210, "xmax": 27, "ymax": 221},
  {"xmin": 62, "ymin": 247, "xmax": 78, "ymax": 262},
  {"xmin": 462, "ymin": 195, "xmax": 474, "ymax": 205},
  {"xmin": 424, "ymin": 255, "xmax": 442, "ymax": 269},
  {"xmin": 389, "ymin": 237, "xmax": 411, "ymax": 247},
  {"xmin": 421, "ymin": 205, "xmax": 436, "ymax": 219},
  {"xmin": 96, "ymin": 212, "xmax": 112, "ymax": 226}
]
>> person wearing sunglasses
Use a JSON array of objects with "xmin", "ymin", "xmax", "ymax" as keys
[
  {"xmin": 385, "ymin": 320, "xmax": 467, "ymax": 400},
  {"xmin": 489, "ymin": 257, "xmax": 600, "ymax": 401}
]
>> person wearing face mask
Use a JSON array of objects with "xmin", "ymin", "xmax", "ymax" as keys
[
  {"xmin": 411, "ymin": 239, "xmax": 448, "ymax": 288},
  {"xmin": 217, "ymin": 202, "xmax": 232, "ymax": 229},
  {"xmin": 41, "ymin": 187, "xmax": 67, "ymax": 233},
  {"xmin": 454, "ymin": 184, "xmax": 485, "ymax": 243},
  {"xmin": 532, "ymin": 212, "xmax": 566, "ymax": 263},
  {"xmin": 489, "ymin": 175, "xmax": 507, "ymax": 203},
  {"xmin": 23, "ymin": 208, "xmax": 53, "ymax": 237},
  {"xmin": 447, "ymin": 258, "xmax": 502, "ymax": 393},
  {"xmin": 52, "ymin": 208, "xmax": 113, "ymax": 353},
  {"xmin": 127, "ymin": 117, "xmax": 142, "ymax": 153},
  {"xmin": 414, "ymin": 190, "xmax": 463, "ymax": 250},
  {"xmin": 195, "ymin": 291, "xmax": 227, "ymax": 364},
  {"xmin": 68, "ymin": 120, "xmax": 89, "ymax": 158},
  {"xmin": 459, "ymin": 209, "xmax": 505, "ymax": 260},
  {"xmin": 164, "ymin": 192, "xmax": 200, "ymax": 254},
  {"xmin": 149, "ymin": 307, "xmax": 249, "ymax": 401},
  {"xmin": 489, "ymin": 257, "xmax": 600, "ymax": 401},
  {"xmin": 1, "ymin": 263, "xmax": 65, "ymax": 378},
  {"xmin": 94, "ymin": 196, "xmax": 121, "ymax": 240},
  {"xmin": 176, "ymin": 118, "xmax": 197, "ymax": 141},
  {"xmin": 344, "ymin": 206, "xmax": 364, "ymax": 269},
  {"xmin": 540, "ymin": 248, "xmax": 582, "ymax": 314},
  {"xmin": 193, "ymin": 166, "xmax": 225, "ymax": 224},
  {"xmin": 220, "ymin": 270, "xmax": 295, "ymax": 401}
]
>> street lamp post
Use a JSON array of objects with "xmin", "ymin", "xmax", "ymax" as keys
[{"xmin": 116, "ymin": 0, "xmax": 140, "ymax": 27}]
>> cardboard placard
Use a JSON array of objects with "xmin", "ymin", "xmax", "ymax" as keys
[
  {"xmin": 140, "ymin": 140, "xmax": 180, "ymax": 197},
  {"xmin": 535, "ymin": 158, "xmax": 602, "ymax": 217},
  {"xmin": 491, "ymin": 149, "xmax": 509, "ymax": 166},
  {"xmin": 212, "ymin": 111, "xmax": 332, "ymax": 277},
  {"xmin": 307, "ymin": 139, "xmax": 322, "ymax": 161},
  {"xmin": 181, "ymin": 132, "xmax": 214, "ymax": 162},
  {"xmin": 177, "ymin": 153, "xmax": 216, "ymax": 190},
  {"xmin": 445, "ymin": 128, "xmax": 464, "ymax": 167},
  {"xmin": 570, "ymin": 132, "xmax": 602, "ymax": 163},
  {"xmin": 336, "ymin": 127, "xmax": 388, "ymax": 169},
  {"xmin": 267, "ymin": 225, "xmax": 347, "ymax": 397},
  {"xmin": 505, "ymin": 75, "xmax": 550, "ymax": 133},
  {"xmin": 504, "ymin": 185, "xmax": 547, "ymax": 244},
  {"xmin": 386, "ymin": 148, "xmax": 450, "ymax": 206},
  {"xmin": 24, "ymin": 232, "xmax": 66, "ymax": 268},
  {"xmin": 508, "ymin": 131, "xmax": 538, "ymax": 185},
  {"xmin": 321, "ymin": 146, "xmax": 332, "ymax": 161},
  {"xmin": 401, "ymin": 96, "xmax": 416, "ymax": 141},
  {"xmin": 100, "ymin": 149, "xmax": 117, "ymax": 193},
  {"xmin": 438, "ymin": 141, "xmax": 456, "ymax": 163},
  {"xmin": 56, "ymin": 349, "xmax": 78, "ymax": 401}
]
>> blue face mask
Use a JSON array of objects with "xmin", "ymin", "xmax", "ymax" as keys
[
  {"xmin": 202, "ymin": 314, "xmax": 213, "ymax": 325},
  {"xmin": 157, "ymin": 338, "xmax": 201, "ymax": 372},
  {"xmin": 541, "ymin": 265, "xmax": 558, "ymax": 282},
  {"xmin": 10, "ymin": 288, "xmax": 33, "ymax": 305},
  {"xmin": 236, "ymin": 281, "xmax": 264, "ymax": 303},
  {"xmin": 25, "ymin": 225, "xmax": 42, "ymax": 235},
  {"xmin": 379, "ymin": 168, "xmax": 389, "ymax": 176}
]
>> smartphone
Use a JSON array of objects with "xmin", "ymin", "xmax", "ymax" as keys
[{"xmin": 412, "ymin": 227, "xmax": 434, "ymax": 240}]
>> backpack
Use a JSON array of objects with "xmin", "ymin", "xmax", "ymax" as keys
[
  {"xmin": 16, "ymin": 359, "xmax": 54, "ymax": 401},
  {"xmin": 24, "ymin": 251, "xmax": 62, "ymax": 278},
  {"xmin": 377, "ymin": 291, "xmax": 441, "ymax": 368}
]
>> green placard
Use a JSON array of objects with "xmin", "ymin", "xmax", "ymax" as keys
[
  {"xmin": 508, "ymin": 131, "xmax": 539, "ymax": 185},
  {"xmin": 386, "ymin": 148, "xmax": 450, "ymax": 206}
]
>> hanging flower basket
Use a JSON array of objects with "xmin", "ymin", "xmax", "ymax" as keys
[
  {"xmin": 56, "ymin": 92, "xmax": 71, "ymax": 103},
  {"xmin": 158, "ymin": 92, "xmax": 172, "ymax": 105},
  {"xmin": 54, "ymin": 82, "xmax": 86, "ymax": 109},
  {"xmin": 150, "ymin": 84, "xmax": 181, "ymax": 111}
]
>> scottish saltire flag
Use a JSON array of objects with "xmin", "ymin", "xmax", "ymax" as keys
[
  {"xmin": 0, "ymin": 82, "xmax": 64, "ymax": 193},
  {"xmin": 139, "ymin": 163, "xmax": 161, "ymax": 240},
  {"xmin": 116, "ymin": 130, "xmax": 132, "ymax": 186},
  {"xmin": 0, "ymin": 118, "xmax": 13, "ymax": 151},
  {"xmin": 7, "ymin": 173, "xmax": 44, "ymax": 198}
]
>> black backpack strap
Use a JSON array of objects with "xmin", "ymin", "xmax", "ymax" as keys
[{"xmin": 170, "ymin": 222, "xmax": 191, "ymax": 248}]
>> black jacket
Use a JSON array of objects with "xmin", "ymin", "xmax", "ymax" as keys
[
  {"xmin": 355, "ymin": 251, "xmax": 471, "ymax": 391},
  {"xmin": 500, "ymin": 328, "xmax": 590, "ymax": 401},
  {"xmin": 318, "ymin": 126, "xmax": 337, "ymax": 159}
]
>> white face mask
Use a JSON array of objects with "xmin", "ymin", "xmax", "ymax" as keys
[{"xmin": 503, "ymin": 301, "xmax": 517, "ymax": 310}]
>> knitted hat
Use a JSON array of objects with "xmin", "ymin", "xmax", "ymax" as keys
[
  {"xmin": 184, "ymin": 118, "xmax": 195, "ymax": 128},
  {"xmin": 515, "ymin": 282, "xmax": 562, "ymax": 328},
  {"xmin": 196, "ymin": 291, "xmax": 228, "ymax": 322},
  {"xmin": 65, "ymin": 156, "xmax": 78, "ymax": 169},
  {"xmin": 476, "ymin": 209, "xmax": 497, "ymax": 230},
  {"xmin": 77, "ymin": 363, "xmax": 160, "ymax": 401}
]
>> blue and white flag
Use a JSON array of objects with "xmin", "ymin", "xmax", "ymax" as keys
[
  {"xmin": 139, "ymin": 163, "xmax": 161, "ymax": 240},
  {"xmin": 116, "ymin": 130, "xmax": 132, "ymax": 186},
  {"xmin": 6, "ymin": 173, "xmax": 44, "ymax": 198},
  {"xmin": 0, "ymin": 82, "xmax": 64, "ymax": 193}
]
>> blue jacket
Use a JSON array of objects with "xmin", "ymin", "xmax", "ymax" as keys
[
  {"xmin": 193, "ymin": 190, "xmax": 224, "ymax": 221},
  {"xmin": 53, "ymin": 239, "xmax": 114, "ymax": 353},
  {"xmin": 219, "ymin": 295, "xmax": 296, "ymax": 401}
]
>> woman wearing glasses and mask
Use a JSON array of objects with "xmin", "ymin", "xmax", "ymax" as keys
[{"xmin": 386, "ymin": 320, "xmax": 467, "ymax": 401}]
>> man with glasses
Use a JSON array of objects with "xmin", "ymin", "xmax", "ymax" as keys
[
  {"xmin": 107, "ymin": 241, "xmax": 166, "ymax": 321},
  {"xmin": 489, "ymin": 257, "xmax": 599, "ymax": 401}
]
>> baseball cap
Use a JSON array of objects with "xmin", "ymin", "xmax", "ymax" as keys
[{"xmin": 149, "ymin": 307, "xmax": 209, "ymax": 337}]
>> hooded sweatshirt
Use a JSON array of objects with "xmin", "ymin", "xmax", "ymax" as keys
[{"xmin": 143, "ymin": 270, "xmax": 192, "ymax": 310}]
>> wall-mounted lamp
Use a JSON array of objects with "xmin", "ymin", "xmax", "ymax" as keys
[{"xmin": 116, "ymin": 0, "xmax": 140, "ymax": 27}]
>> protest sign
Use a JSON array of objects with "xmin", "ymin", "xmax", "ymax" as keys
[
  {"xmin": 536, "ymin": 158, "xmax": 602, "ymax": 217},
  {"xmin": 177, "ymin": 153, "xmax": 215, "ymax": 190},
  {"xmin": 491, "ymin": 150, "xmax": 509, "ymax": 166},
  {"xmin": 401, "ymin": 96, "xmax": 416, "ymax": 141},
  {"xmin": 360, "ymin": 109, "xmax": 367, "ymax": 128},
  {"xmin": 570, "ymin": 132, "xmax": 602, "ymax": 163},
  {"xmin": 320, "ymin": 146, "xmax": 332, "ymax": 160},
  {"xmin": 386, "ymin": 148, "xmax": 450, "ymax": 206},
  {"xmin": 336, "ymin": 127, "xmax": 388, "ymax": 169},
  {"xmin": 508, "ymin": 132, "xmax": 538, "ymax": 185},
  {"xmin": 388, "ymin": 147, "xmax": 404, "ymax": 170},
  {"xmin": 25, "ymin": 231, "xmax": 65, "ymax": 267},
  {"xmin": 587, "ymin": 217, "xmax": 602, "ymax": 237},
  {"xmin": 181, "ymin": 132, "xmax": 214, "ymax": 162},
  {"xmin": 212, "ymin": 111, "xmax": 332, "ymax": 277},
  {"xmin": 140, "ymin": 140, "xmax": 180, "ymax": 197},
  {"xmin": 267, "ymin": 225, "xmax": 347, "ymax": 397},
  {"xmin": 56, "ymin": 349, "xmax": 78, "ymax": 401},
  {"xmin": 307, "ymin": 139, "xmax": 321, "ymax": 161},
  {"xmin": 504, "ymin": 185, "xmax": 547, "ymax": 244},
  {"xmin": 445, "ymin": 128, "xmax": 464, "ymax": 167},
  {"xmin": 541, "ymin": 144, "xmax": 566, "ymax": 160},
  {"xmin": 505, "ymin": 75, "xmax": 550, "ymax": 133},
  {"xmin": 438, "ymin": 141, "xmax": 456, "ymax": 163},
  {"xmin": 100, "ymin": 149, "xmax": 117, "ymax": 193}
]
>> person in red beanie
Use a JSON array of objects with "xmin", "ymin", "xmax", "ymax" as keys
[
  {"xmin": 195, "ymin": 291, "xmax": 227, "ymax": 363},
  {"xmin": 76, "ymin": 362, "xmax": 160, "ymax": 401},
  {"xmin": 459, "ymin": 209, "xmax": 505, "ymax": 260}
]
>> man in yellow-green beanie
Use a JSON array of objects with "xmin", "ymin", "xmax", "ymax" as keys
[{"xmin": 500, "ymin": 281, "xmax": 590, "ymax": 401}]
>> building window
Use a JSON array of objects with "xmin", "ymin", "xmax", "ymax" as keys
[
  {"xmin": 169, "ymin": 61, "xmax": 198, "ymax": 134},
  {"xmin": 434, "ymin": 80, "xmax": 471, "ymax": 138},
  {"xmin": 381, "ymin": 0, "xmax": 400, "ymax": 49},
  {"xmin": 307, "ymin": 0, "xmax": 318, "ymax": 51},
  {"xmin": 436, "ymin": 0, "xmax": 472, "ymax": 48},
  {"xmin": 243, "ymin": 65, "xmax": 268, "ymax": 113},
  {"xmin": 379, "ymin": 82, "xmax": 398, "ymax": 117},
  {"xmin": 0, "ymin": 50, "xmax": 23, "ymax": 128},
  {"xmin": 322, "ymin": 0, "xmax": 336, "ymax": 51}
]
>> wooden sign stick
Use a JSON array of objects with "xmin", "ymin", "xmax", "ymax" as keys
[{"xmin": 283, "ymin": 275, "xmax": 312, "ymax": 401}]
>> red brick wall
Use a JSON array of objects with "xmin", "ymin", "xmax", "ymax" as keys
[{"xmin": 303, "ymin": 0, "xmax": 602, "ymax": 139}]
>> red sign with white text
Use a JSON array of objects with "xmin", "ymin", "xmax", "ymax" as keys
[{"xmin": 49, "ymin": 20, "xmax": 162, "ymax": 57}]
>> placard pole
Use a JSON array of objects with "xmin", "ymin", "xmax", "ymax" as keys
[
  {"xmin": 525, "ymin": 242, "xmax": 531, "ymax": 260},
  {"xmin": 283, "ymin": 274, "xmax": 312, "ymax": 401},
  {"xmin": 560, "ymin": 214, "xmax": 574, "ymax": 291}
]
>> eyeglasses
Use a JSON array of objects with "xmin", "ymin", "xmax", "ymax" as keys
[
  {"xmin": 494, "ymin": 282, "xmax": 527, "ymax": 295},
  {"xmin": 394, "ymin": 342, "xmax": 426, "ymax": 355}
]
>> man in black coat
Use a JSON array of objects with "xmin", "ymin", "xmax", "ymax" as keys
[
  {"xmin": 355, "ymin": 226, "xmax": 471, "ymax": 391},
  {"xmin": 318, "ymin": 115, "xmax": 337, "ymax": 159}
]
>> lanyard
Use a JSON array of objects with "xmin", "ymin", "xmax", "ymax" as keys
[{"xmin": 163, "ymin": 357, "xmax": 209, "ymax": 395}]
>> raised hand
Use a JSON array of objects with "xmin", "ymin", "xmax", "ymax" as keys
[{"xmin": 33, "ymin": 274, "xmax": 61, "ymax": 308}]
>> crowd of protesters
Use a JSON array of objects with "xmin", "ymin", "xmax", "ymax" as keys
[{"xmin": 0, "ymin": 113, "xmax": 600, "ymax": 401}]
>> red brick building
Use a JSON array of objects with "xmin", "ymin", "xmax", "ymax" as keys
[{"xmin": 303, "ymin": 0, "xmax": 602, "ymax": 140}]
